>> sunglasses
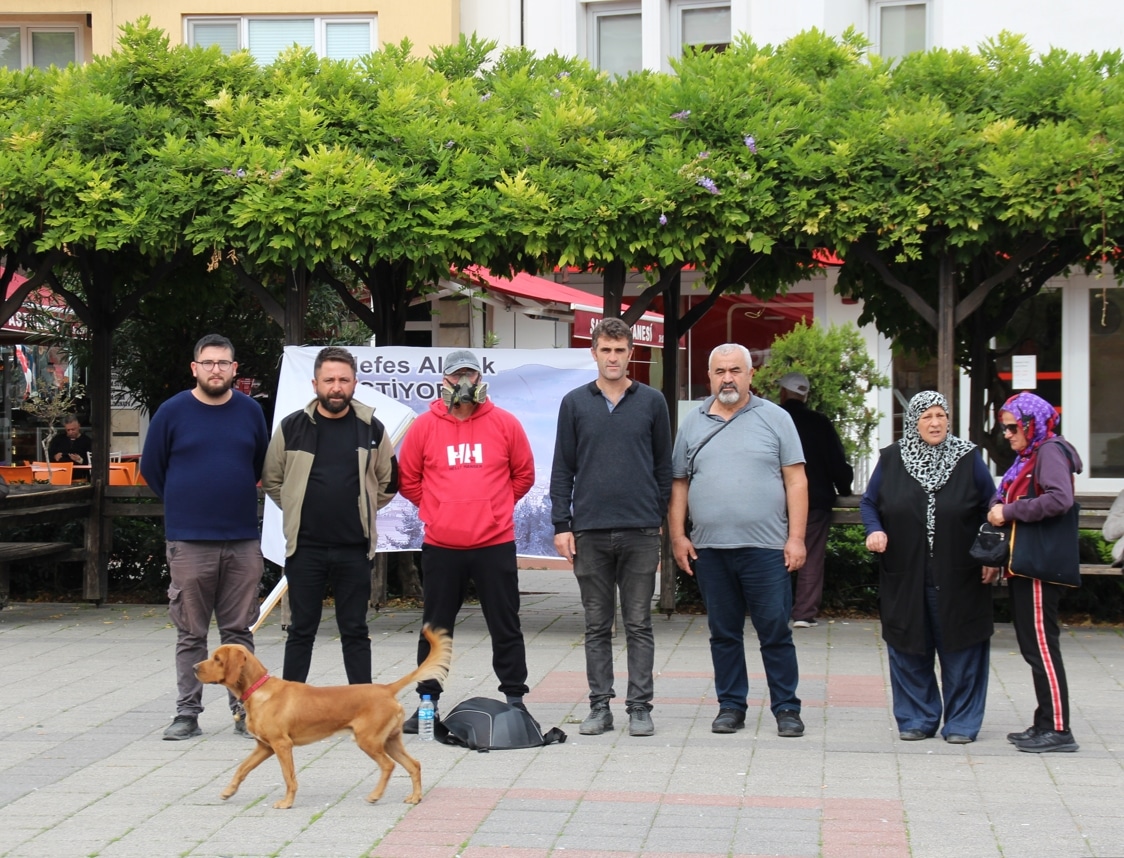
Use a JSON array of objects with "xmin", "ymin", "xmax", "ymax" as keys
[{"xmin": 1001, "ymin": 423, "xmax": 1020, "ymax": 435}]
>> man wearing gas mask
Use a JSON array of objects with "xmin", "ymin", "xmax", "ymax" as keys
[{"xmin": 397, "ymin": 349, "xmax": 536, "ymax": 731}]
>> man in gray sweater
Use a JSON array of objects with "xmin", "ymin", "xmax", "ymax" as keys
[{"xmin": 550, "ymin": 317, "xmax": 672, "ymax": 737}]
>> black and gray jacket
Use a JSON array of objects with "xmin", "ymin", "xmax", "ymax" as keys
[{"xmin": 261, "ymin": 399, "xmax": 398, "ymax": 559}]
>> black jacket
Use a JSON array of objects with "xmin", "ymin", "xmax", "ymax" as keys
[
  {"xmin": 781, "ymin": 400, "xmax": 853, "ymax": 511},
  {"xmin": 870, "ymin": 445, "xmax": 993, "ymax": 654}
]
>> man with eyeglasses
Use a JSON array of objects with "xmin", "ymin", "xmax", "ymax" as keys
[
  {"xmin": 142, "ymin": 334, "xmax": 269, "ymax": 741},
  {"xmin": 397, "ymin": 349, "xmax": 536, "ymax": 731}
]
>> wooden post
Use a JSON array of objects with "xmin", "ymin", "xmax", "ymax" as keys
[{"xmin": 83, "ymin": 478, "xmax": 106, "ymax": 602}]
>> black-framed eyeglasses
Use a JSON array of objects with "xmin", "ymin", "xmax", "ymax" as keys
[
  {"xmin": 1001, "ymin": 423, "xmax": 1019, "ymax": 435},
  {"xmin": 196, "ymin": 360, "xmax": 233, "ymax": 371}
]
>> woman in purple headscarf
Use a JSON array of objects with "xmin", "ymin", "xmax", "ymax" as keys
[{"xmin": 988, "ymin": 392, "xmax": 1083, "ymax": 754}]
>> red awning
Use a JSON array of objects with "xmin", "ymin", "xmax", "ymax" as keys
[
  {"xmin": 458, "ymin": 265, "xmax": 607, "ymax": 310},
  {"xmin": 0, "ymin": 268, "xmax": 66, "ymax": 337},
  {"xmin": 453, "ymin": 266, "xmax": 668, "ymax": 347}
]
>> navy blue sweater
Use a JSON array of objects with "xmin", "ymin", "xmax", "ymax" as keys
[
  {"xmin": 550, "ymin": 380, "xmax": 672, "ymax": 533},
  {"xmin": 141, "ymin": 390, "xmax": 268, "ymax": 541}
]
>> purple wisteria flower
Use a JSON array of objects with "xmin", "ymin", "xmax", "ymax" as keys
[
  {"xmin": 698, "ymin": 151, "xmax": 709, "ymax": 159},
  {"xmin": 744, "ymin": 135, "xmax": 757, "ymax": 153},
  {"xmin": 235, "ymin": 168, "xmax": 246, "ymax": 178},
  {"xmin": 671, "ymin": 109, "xmax": 691, "ymax": 120},
  {"xmin": 480, "ymin": 92, "xmax": 492, "ymax": 102},
  {"xmin": 659, "ymin": 213, "xmax": 668, "ymax": 226},
  {"xmin": 444, "ymin": 140, "xmax": 456, "ymax": 149},
  {"xmin": 696, "ymin": 176, "xmax": 719, "ymax": 195},
  {"xmin": 557, "ymin": 71, "xmax": 571, "ymax": 79}
]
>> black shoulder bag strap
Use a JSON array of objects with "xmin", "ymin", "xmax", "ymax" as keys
[{"xmin": 687, "ymin": 409, "xmax": 742, "ymax": 483}]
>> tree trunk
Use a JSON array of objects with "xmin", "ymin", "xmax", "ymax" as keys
[
  {"xmin": 601, "ymin": 260, "xmax": 626, "ymax": 319},
  {"xmin": 283, "ymin": 266, "xmax": 310, "ymax": 345},
  {"xmin": 83, "ymin": 303, "xmax": 113, "ymax": 601},
  {"xmin": 937, "ymin": 252, "xmax": 957, "ymax": 406},
  {"xmin": 659, "ymin": 271, "xmax": 682, "ymax": 615}
]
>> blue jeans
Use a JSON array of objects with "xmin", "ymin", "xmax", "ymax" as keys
[
  {"xmin": 694, "ymin": 547, "xmax": 800, "ymax": 715},
  {"xmin": 283, "ymin": 542, "xmax": 372, "ymax": 685},
  {"xmin": 888, "ymin": 584, "xmax": 990, "ymax": 739},
  {"xmin": 573, "ymin": 528, "xmax": 660, "ymax": 711}
]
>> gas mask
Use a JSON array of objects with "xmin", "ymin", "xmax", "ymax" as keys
[{"xmin": 441, "ymin": 378, "xmax": 488, "ymax": 412}]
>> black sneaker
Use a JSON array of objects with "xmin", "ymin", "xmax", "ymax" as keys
[
  {"xmin": 627, "ymin": 707, "xmax": 655, "ymax": 737},
  {"xmin": 1015, "ymin": 729, "xmax": 1078, "ymax": 753},
  {"xmin": 776, "ymin": 709, "xmax": 804, "ymax": 737},
  {"xmin": 1007, "ymin": 725, "xmax": 1040, "ymax": 744},
  {"xmin": 711, "ymin": 709, "xmax": 746, "ymax": 734},
  {"xmin": 163, "ymin": 715, "xmax": 201, "ymax": 741},
  {"xmin": 579, "ymin": 703, "xmax": 614, "ymax": 735}
]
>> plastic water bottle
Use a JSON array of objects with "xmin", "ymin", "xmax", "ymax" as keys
[{"xmin": 417, "ymin": 695, "xmax": 435, "ymax": 742}]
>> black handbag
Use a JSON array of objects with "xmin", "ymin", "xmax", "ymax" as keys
[
  {"xmin": 1008, "ymin": 441, "xmax": 1082, "ymax": 588},
  {"xmin": 1009, "ymin": 506, "xmax": 1081, "ymax": 587},
  {"xmin": 969, "ymin": 522, "xmax": 1010, "ymax": 566}
]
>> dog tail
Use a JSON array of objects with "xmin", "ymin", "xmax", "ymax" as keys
[{"xmin": 388, "ymin": 625, "xmax": 452, "ymax": 696}]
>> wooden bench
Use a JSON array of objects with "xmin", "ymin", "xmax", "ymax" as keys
[
  {"xmin": 0, "ymin": 484, "xmax": 93, "ymax": 608},
  {"xmin": 0, "ymin": 542, "xmax": 86, "ymax": 609}
]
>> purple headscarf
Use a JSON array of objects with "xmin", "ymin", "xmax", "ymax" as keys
[{"xmin": 996, "ymin": 392, "xmax": 1060, "ymax": 501}]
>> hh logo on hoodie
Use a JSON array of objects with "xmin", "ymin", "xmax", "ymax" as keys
[{"xmin": 447, "ymin": 443, "xmax": 483, "ymax": 467}]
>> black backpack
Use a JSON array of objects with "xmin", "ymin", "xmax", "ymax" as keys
[{"xmin": 435, "ymin": 697, "xmax": 566, "ymax": 752}]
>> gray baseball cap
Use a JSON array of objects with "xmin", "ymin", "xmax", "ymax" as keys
[
  {"xmin": 778, "ymin": 372, "xmax": 810, "ymax": 396},
  {"xmin": 444, "ymin": 349, "xmax": 481, "ymax": 375}
]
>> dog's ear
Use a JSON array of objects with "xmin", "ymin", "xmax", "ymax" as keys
[{"xmin": 223, "ymin": 646, "xmax": 247, "ymax": 689}]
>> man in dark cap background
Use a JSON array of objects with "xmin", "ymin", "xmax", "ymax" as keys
[
  {"xmin": 396, "ymin": 348, "xmax": 537, "ymax": 730},
  {"xmin": 778, "ymin": 372, "xmax": 854, "ymax": 628}
]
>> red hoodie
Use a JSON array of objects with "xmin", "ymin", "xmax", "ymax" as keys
[{"xmin": 398, "ymin": 398, "xmax": 535, "ymax": 549}]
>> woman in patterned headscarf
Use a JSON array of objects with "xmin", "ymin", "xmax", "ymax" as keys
[
  {"xmin": 987, "ymin": 392, "xmax": 1082, "ymax": 754},
  {"xmin": 860, "ymin": 391, "xmax": 998, "ymax": 744}
]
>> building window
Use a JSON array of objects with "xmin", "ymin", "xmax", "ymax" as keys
[
  {"xmin": 0, "ymin": 25, "xmax": 78, "ymax": 70},
  {"xmin": 586, "ymin": 2, "xmax": 642, "ymax": 77},
  {"xmin": 185, "ymin": 16, "xmax": 376, "ymax": 65},
  {"xmin": 1089, "ymin": 288, "xmax": 1124, "ymax": 478},
  {"xmin": 671, "ymin": 1, "xmax": 731, "ymax": 56},
  {"xmin": 871, "ymin": 1, "xmax": 928, "ymax": 61}
]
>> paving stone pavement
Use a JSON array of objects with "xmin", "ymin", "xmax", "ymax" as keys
[{"xmin": 2, "ymin": 568, "xmax": 1123, "ymax": 858}]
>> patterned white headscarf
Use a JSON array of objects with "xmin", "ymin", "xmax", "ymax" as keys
[{"xmin": 898, "ymin": 391, "xmax": 976, "ymax": 553}]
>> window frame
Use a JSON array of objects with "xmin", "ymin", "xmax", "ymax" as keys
[
  {"xmin": 583, "ymin": 1, "xmax": 643, "ymax": 77},
  {"xmin": 869, "ymin": 0, "xmax": 930, "ymax": 61},
  {"xmin": 669, "ymin": 0, "xmax": 732, "ymax": 58},
  {"xmin": 184, "ymin": 15, "xmax": 377, "ymax": 64},
  {"xmin": 0, "ymin": 24, "xmax": 81, "ymax": 70}
]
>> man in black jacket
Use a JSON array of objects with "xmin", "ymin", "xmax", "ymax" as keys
[
  {"xmin": 778, "ymin": 373, "xmax": 853, "ymax": 628},
  {"xmin": 550, "ymin": 318, "xmax": 672, "ymax": 737}
]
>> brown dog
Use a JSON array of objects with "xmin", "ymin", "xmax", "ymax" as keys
[{"xmin": 194, "ymin": 625, "xmax": 451, "ymax": 809}]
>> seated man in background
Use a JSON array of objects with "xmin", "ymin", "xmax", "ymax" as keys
[{"xmin": 48, "ymin": 415, "xmax": 92, "ymax": 465}]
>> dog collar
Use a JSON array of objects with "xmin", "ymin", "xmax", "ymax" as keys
[{"xmin": 240, "ymin": 674, "xmax": 271, "ymax": 702}]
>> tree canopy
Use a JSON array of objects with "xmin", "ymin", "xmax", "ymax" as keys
[{"xmin": 2, "ymin": 20, "xmax": 1123, "ymax": 442}]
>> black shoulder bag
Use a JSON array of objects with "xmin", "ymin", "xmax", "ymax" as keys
[{"xmin": 1008, "ymin": 441, "xmax": 1081, "ymax": 588}]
